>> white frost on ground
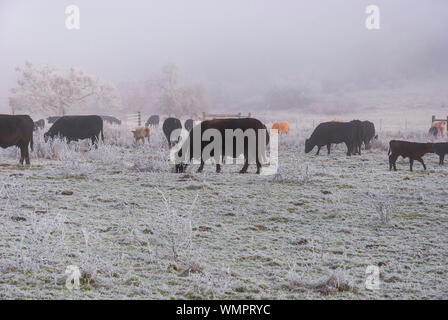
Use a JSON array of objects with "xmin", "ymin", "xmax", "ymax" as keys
[{"xmin": 0, "ymin": 116, "xmax": 447, "ymax": 299}]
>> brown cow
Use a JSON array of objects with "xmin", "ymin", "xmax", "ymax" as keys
[
  {"xmin": 272, "ymin": 121, "xmax": 290, "ymax": 135},
  {"xmin": 388, "ymin": 140, "xmax": 434, "ymax": 171},
  {"xmin": 132, "ymin": 126, "xmax": 150, "ymax": 144},
  {"xmin": 0, "ymin": 114, "xmax": 34, "ymax": 165},
  {"xmin": 429, "ymin": 121, "xmax": 447, "ymax": 137}
]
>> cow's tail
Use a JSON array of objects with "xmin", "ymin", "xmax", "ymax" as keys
[{"xmin": 101, "ymin": 126, "xmax": 104, "ymax": 142}]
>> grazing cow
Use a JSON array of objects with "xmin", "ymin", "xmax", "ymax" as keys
[
  {"xmin": 434, "ymin": 142, "xmax": 448, "ymax": 165},
  {"xmin": 146, "ymin": 115, "xmax": 160, "ymax": 128},
  {"xmin": 305, "ymin": 121, "xmax": 361, "ymax": 156},
  {"xmin": 388, "ymin": 140, "xmax": 434, "ymax": 171},
  {"xmin": 163, "ymin": 117, "xmax": 182, "ymax": 148},
  {"xmin": 184, "ymin": 119, "xmax": 194, "ymax": 132},
  {"xmin": 0, "ymin": 114, "xmax": 34, "ymax": 165},
  {"xmin": 33, "ymin": 119, "xmax": 45, "ymax": 131},
  {"xmin": 272, "ymin": 121, "xmax": 290, "ymax": 135},
  {"xmin": 44, "ymin": 115, "xmax": 104, "ymax": 145},
  {"xmin": 429, "ymin": 121, "xmax": 447, "ymax": 137},
  {"xmin": 132, "ymin": 126, "xmax": 150, "ymax": 144},
  {"xmin": 101, "ymin": 115, "xmax": 121, "ymax": 125},
  {"xmin": 47, "ymin": 116, "xmax": 61, "ymax": 124},
  {"xmin": 175, "ymin": 118, "xmax": 269, "ymax": 174}
]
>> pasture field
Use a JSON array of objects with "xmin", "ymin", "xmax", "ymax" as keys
[{"xmin": 0, "ymin": 118, "xmax": 447, "ymax": 299}]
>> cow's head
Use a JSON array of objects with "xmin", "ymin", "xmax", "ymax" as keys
[{"xmin": 304, "ymin": 139, "xmax": 313, "ymax": 153}]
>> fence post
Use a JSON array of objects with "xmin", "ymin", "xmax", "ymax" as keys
[
  {"xmin": 432, "ymin": 115, "xmax": 435, "ymax": 123},
  {"xmin": 138, "ymin": 111, "xmax": 141, "ymax": 126}
]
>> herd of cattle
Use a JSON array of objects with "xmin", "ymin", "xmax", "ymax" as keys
[{"xmin": 0, "ymin": 113, "xmax": 448, "ymax": 172}]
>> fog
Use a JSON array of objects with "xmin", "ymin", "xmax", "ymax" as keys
[{"xmin": 1, "ymin": 0, "xmax": 448, "ymax": 114}]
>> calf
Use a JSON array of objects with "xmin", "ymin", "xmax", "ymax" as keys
[
  {"xmin": 388, "ymin": 140, "xmax": 434, "ymax": 171},
  {"xmin": 434, "ymin": 142, "xmax": 448, "ymax": 165},
  {"xmin": 429, "ymin": 121, "xmax": 447, "ymax": 137},
  {"xmin": 272, "ymin": 121, "xmax": 290, "ymax": 135},
  {"xmin": 132, "ymin": 126, "xmax": 150, "ymax": 144}
]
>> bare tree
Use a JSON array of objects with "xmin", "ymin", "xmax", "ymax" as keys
[
  {"xmin": 156, "ymin": 64, "xmax": 209, "ymax": 116},
  {"xmin": 9, "ymin": 61, "xmax": 122, "ymax": 116}
]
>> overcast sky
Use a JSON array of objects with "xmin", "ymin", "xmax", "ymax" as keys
[{"xmin": 1, "ymin": 0, "xmax": 447, "ymax": 112}]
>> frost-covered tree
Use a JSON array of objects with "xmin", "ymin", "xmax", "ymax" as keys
[
  {"xmin": 157, "ymin": 64, "xmax": 209, "ymax": 117},
  {"xmin": 9, "ymin": 61, "xmax": 122, "ymax": 116}
]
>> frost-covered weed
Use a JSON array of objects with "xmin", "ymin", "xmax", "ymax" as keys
[
  {"xmin": 151, "ymin": 190, "xmax": 198, "ymax": 266},
  {"xmin": 365, "ymin": 188, "xmax": 395, "ymax": 225},
  {"xmin": 272, "ymin": 164, "xmax": 312, "ymax": 184},
  {"xmin": 13, "ymin": 213, "xmax": 66, "ymax": 274},
  {"xmin": 188, "ymin": 266, "xmax": 233, "ymax": 299}
]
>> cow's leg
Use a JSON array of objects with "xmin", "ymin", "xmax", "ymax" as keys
[
  {"xmin": 316, "ymin": 146, "xmax": 321, "ymax": 155},
  {"xmin": 346, "ymin": 142, "xmax": 351, "ymax": 156},
  {"xmin": 240, "ymin": 158, "xmax": 249, "ymax": 174},
  {"xmin": 409, "ymin": 158, "xmax": 414, "ymax": 171},
  {"xmin": 389, "ymin": 153, "xmax": 398, "ymax": 171},
  {"xmin": 19, "ymin": 145, "xmax": 25, "ymax": 165},
  {"xmin": 216, "ymin": 164, "xmax": 221, "ymax": 173},
  {"xmin": 25, "ymin": 144, "xmax": 30, "ymax": 165},
  {"xmin": 327, "ymin": 144, "xmax": 331, "ymax": 155},
  {"xmin": 256, "ymin": 157, "xmax": 262, "ymax": 174},
  {"xmin": 440, "ymin": 154, "xmax": 445, "ymax": 165},
  {"xmin": 91, "ymin": 136, "xmax": 99, "ymax": 148},
  {"xmin": 416, "ymin": 157, "xmax": 426, "ymax": 170},
  {"xmin": 197, "ymin": 160, "xmax": 204, "ymax": 173}
]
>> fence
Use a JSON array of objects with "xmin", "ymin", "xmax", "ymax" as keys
[
  {"xmin": 202, "ymin": 112, "xmax": 251, "ymax": 120},
  {"xmin": 431, "ymin": 115, "xmax": 448, "ymax": 124},
  {"xmin": 126, "ymin": 111, "xmax": 142, "ymax": 127}
]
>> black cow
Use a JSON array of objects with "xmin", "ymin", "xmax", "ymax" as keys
[
  {"xmin": 434, "ymin": 142, "xmax": 448, "ymax": 165},
  {"xmin": 47, "ymin": 116, "xmax": 61, "ymax": 124},
  {"xmin": 0, "ymin": 114, "xmax": 34, "ymax": 165},
  {"xmin": 101, "ymin": 115, "xmax": 121, "ymax": 125},
  {"xmin": 44, "ymin": 115, "xmax": 104, "ymax": 145},
  {"xmin": 361, "ymin": 121, "xmax": 377, "ymax": 150},
  {"xmin": 175, "ymin": 118, "xmax": 269, "ymax": 174},
  {"xmin": 305, "ymin": 121, "xmax": 361, "ymax": 156},
  {"xmin": 184, "ymin": 119, "xmax": 194, "ymax": 132},
  {"xmin": 388, "ymin": 140, "xmax": 434, "ymax": 171},
  {"xmin": 33, "ymin": 119, "xmax": 45, "ymax": 131},
  {"xmin": 146, "ymin": 115, "xmax": 160, "ymax": 128},
  {"xmin": 163, "ymin": 117, "xmax": 182, "ymax": 148}
]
